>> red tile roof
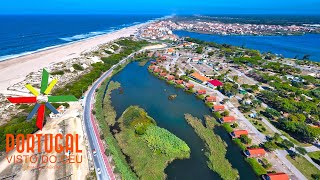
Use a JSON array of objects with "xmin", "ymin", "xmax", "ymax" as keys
[
  {"xmin": 166, "ymin": 75, "xmax": 175, "ymax": 80},
  {"xmin": 175, "ymin": 80, "xmax": 183, "ymax": 84},
  {"xmin": 154, "ymin": 68, "xmax": 160, "ymax": 73},
  {"xmin": 247, "ymin": 148, "xmax": 266, "ymax": 156},
  {"xmin": 190, "ymin": 72, "xmax": 210, "ymax": 82},
  {"xmin": 222, "ymin": 116, "xmax": 236, "ymax": 122},
  {"xmin": 167, "ymin": 48, "xmax": 175, "ymax": 53},
  {"xmin": 213, "ymin": 105, "xmax": 225, "ymax": 111},
  {"xmin": 185, "ymin": 83, "xmax": 194, "ymax": 88},
  {"xmin": 160, "ymin": 72, "xmax": 167, "ymax": 77},
  {"xmin": 208, "ymin": 79, "xmax": 223, "ymax": 86},
  {"xmin": 149, "ymin": 65, "xmax": 156, "ymax": 69},
  {"xmin": 265, "ymin": 173, "xmax": 289, "ymax": 180},
  {"xmin": 232, "ymin": 130, "xmax": 248, "ymax": 138},
  {"xmin": 206, "ymin": 96, "xmax": 217, "ymax": 102},
  {"xmin": 197, "ymin": 89, "xmax": 206, "ymax": 94}
]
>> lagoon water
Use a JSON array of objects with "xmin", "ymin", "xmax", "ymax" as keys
[
  {"xmin": 175, "ymin": 30, "xmax": 320, "ymax": 62},
  {"xmin": 109, "ymin": 62, "xmax": 256, "ymax": 179}
]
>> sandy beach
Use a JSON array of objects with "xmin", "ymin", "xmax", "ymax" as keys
[{"xmin": 0, "ymin": 23, "xmax": 146, "ymax": 95}]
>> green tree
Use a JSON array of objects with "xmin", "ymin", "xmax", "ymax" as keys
[
  {"xmin": 263, "ymin": 141, "xmax": 278, "ymax": 151},
  {"xmin": 240, "ymin": 135, "xmax": 252, "ymax": 144},
  {"xmin": 232, "ymin": 75, "xmax": 239, "ymax": 82},
  {"xmin": 281, "ymin": 139, "xmax": 294, "ymax": 149},
  {"xmin": 295, "ymin": 147, "xmax": 307, "ymax": 155}
]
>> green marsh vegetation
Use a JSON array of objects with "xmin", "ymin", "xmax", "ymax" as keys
[
  {"xmin": 184, "ymin": 114, "xmax": 239, "ymax": 180},
  {"xmin": 95, "ymin": 80, "xmax": 138, "ymax": 179},
  {"xmin": 115, "ymin": 106, "xmax": 190, "ymax": 180}
]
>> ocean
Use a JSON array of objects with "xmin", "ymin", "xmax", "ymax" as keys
[
  {"xmin": 0, "ymin": 15, "xmax": 162, "ymax": 61},
  {"xmin": 174, "ymin": 30, "xmax": 320, "ymax": 62}
]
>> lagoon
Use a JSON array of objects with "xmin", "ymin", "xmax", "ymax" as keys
[
  {"xmin": 109, "ymin": 62, "xmax": 257, "ymax": 179},
  {"xmin": 174, "ymin": 30, "xmax": 320, "ymax": 62}
]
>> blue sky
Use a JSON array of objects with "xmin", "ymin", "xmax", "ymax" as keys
[{"xmin": 1, "ymin": 0, "xmax": 320, "ymax": 15}]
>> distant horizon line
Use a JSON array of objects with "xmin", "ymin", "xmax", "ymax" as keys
[{"xmin": 0, "ymin": 13, "xmax": 320, "ymax": 16}]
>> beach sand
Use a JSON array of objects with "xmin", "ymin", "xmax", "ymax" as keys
[{"xmin": 0, "ymin": 23, "xmax": 145, "ymax": 95}]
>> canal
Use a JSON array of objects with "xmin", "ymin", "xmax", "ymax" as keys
[{"xmin": 109, "ymin": 62, "xmax": 257, "ymax": 179}]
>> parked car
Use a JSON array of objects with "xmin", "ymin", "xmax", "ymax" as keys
[{"xmin": 97, "ymin": 168, "xmax": 101, "ymax": 174}]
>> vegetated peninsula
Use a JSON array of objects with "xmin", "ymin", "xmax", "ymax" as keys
[
  {"xmin": 184, "ymin": 114, "xmax": 239, "ymax": 180},
  {"xmin": 115, "ymin": 106, "xmax": 190, "ymax": 180}
]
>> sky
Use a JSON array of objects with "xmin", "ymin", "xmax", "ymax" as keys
[{"xmin": 1, "ymin": 0, "xmax": 320, "ymax": 15}]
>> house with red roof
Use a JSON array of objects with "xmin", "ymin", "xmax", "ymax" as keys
[
  {"xmin": 196, "ymin": 89, "xmax": 206, "ymax": 95},
  {"xmin": 219, "ymin": 116, "xmax": 236, "ymax": 123},
  {"xmin": 166, "ymin": 75, "xmax": 175, "ymax": 81},
  {"xmin": 262, "ymin": 173, "xmax": 290, "ymax": 180},
  {"xmin": 208, "ymin": 80, "xmax": 223, "ymax": 88},
  {"xmin": 191, "ymin": 57, "xmax": 200, "ymax": 63},
  {"xmin": 153, "ymin": 68, "xmax": 161, "ymax": 73},
  {"xmin": 161, "ymin": 56, "xmax": 167, "ymax": 60},
  {"xmin": 185, "ymin": 83, "xmax": 194, "ymax": 89},
  {"xmin": 212, "ymin": 105, "xmax": 225, "ymax": 112},
  {"xmin": 243, "ymin": 148, "xmax": 266, "ymax": 158},
  {"xmin": 205, "ymin": 96, "xmax": 217, "ymax": 102},
  {"xmin": 160, "ymin": 72, "xmax": 167, "ymax": 77},
  {"xmin": 175, "ymin": 80, "xmax": 184, "ymax": 84},
  {"xmin": 167, "ymin": 48, "xmax": 175, "ymax": 54},
  {"xmin": 148, "ymin": 65, "xmax": 156, "ymax": 70},
  {"xmin": 230, "ymin": 130, "xmax": 248, "ymax": 138},
  {"xmin": 190, "ymin": 72, "xmax": 210, "ymax": 83}
]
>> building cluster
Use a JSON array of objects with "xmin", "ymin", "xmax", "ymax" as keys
[
  {"xmin": 140, "ymin": 21, "xmax": 178, "ymax": 40},
  {"xmin": 147, "ymin": 20, "xmax": 320, "ymax": 36},
  {"xmin": 140, "ymin": 21, "xmax": 178, "ymax": 41}
]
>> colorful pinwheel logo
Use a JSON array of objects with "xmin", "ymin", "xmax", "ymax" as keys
[{"xmin": 7, "ymin": 69, "xmax": 78, "ymax": 130}]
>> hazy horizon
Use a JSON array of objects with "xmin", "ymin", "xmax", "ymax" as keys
[{"xmin": 1, "ymin": 0, "xmax": 320, "ymax": 15}]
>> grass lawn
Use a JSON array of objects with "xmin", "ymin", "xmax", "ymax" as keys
[
  {"xmin": 245, "ymin": 158, "xmax": 267, "ymax": 176},
  {"xmin": 184, "ymin": 114, "xmax": 239, "ymax": 180},
  {"xmin": 286, "ymin": 155, "xmax": 320, "ymax": 180},
  {"xmin": 248, "ymin": 118, "xmax": 274, "ymax": 136},
  {"xmin": 308, "ymin": 151, "xmax": 320, "ymax": 166},
  {"xmin": 115, "ymin": 106, "xmax": 190, "ymax": 180}
]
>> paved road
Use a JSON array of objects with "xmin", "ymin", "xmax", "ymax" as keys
[
  {"xmin": 83, "ymin": 55, "xmax": 131, "ymax": 179},
  {"xmin": 83, "ymin": 67, "xmax": 117, "ymax": 180},
  {"xmin": 165, "ymin": 52, "xmax": 179, "ymax": 71}
]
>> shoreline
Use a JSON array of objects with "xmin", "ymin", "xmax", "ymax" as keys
[
  {"xmin": 0, "ymin": 22, "xmax": 149, "ymax": 94},
  {"xmin": 0, "ymin": 22, "xmax": 145, "ymax": 63}
]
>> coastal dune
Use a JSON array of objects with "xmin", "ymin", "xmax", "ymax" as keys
[{"xmin": 0, "ymin": 23, "xmax": 145, "ymax": 95}]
